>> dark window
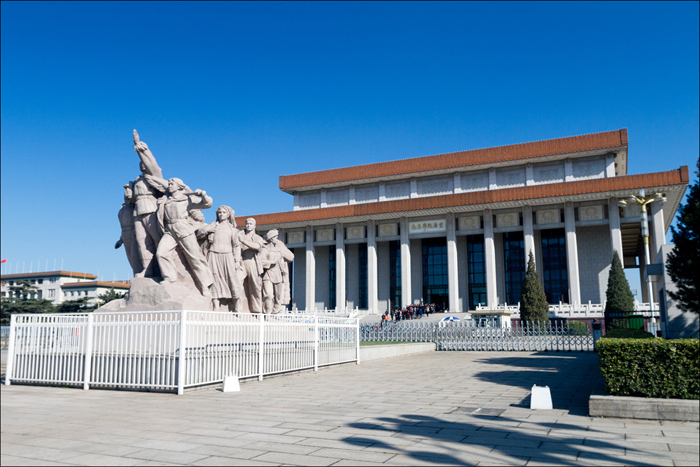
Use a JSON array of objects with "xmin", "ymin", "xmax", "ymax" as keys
[
  {"xmin": 503, "ymin": 231, "xmax": 525, "ymax": 304},
  {"xmin": 329, "ymin": 247, "xmax": 336, "ymax": 309},
  {"xmin": 541, "ymin": 228, "xmax": 569, "ymax": 303},
  {"xmin": 422, "ymin": 238, "xmax": 448, "ymax": 308},
  {"xmin": 467, "ymin": 235, "xmax": 487, "ymax": 309},
  {"xmin": 358, "ymin": 243, "xmax": 368, "ymax": 309},
  {"xmin": 389, "ymin": 240, "xmax": 401, "ymax": 310}
]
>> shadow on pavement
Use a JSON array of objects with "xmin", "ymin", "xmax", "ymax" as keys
[{"xmin": 343, "ymin": 412, "xmax": 650, "ymax": 466}]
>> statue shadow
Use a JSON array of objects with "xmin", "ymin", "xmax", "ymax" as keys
[{"xmin": 342, "ymin": 413, "xmax": 654, "ymax": 466}]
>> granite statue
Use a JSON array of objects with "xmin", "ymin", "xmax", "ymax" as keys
[
  {"xmin": 197, "ymin": 206, "xmax": 243, "ymax": 311},
  {"xmin": 261, "ymin": 230, "xmax": 294, "ymax": 314},
  {"xmin": 237, "ymin": 218, "xmax": 264, "ymax": 313},
  {"xmin": 156, "ymin": 178, "xmax": 214, "ymax": 296},
  {"xmin": 115, "ymin": 183, "xmax": 142, "ymax": 276}
]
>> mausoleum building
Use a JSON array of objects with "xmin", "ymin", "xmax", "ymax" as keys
[{"xmin": 236, "ymin": 130, "xmax": 688, "ymax": 323}]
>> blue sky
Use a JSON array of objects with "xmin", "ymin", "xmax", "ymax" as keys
[{"xmin": 1, "ymin": 2, "xmax": 698, "ymax": 297}]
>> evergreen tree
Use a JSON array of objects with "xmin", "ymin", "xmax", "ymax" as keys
[
  {"xmin": 520, "ymin": 252, "xmax": 549, "ymax": 324},
  {"xmin": 1, "ymin": 281, "xmax": 56, "ymax": 326},
  {"xmin": 97, "ymin": 288, "xmax": 124, "ymax": 306},
  {"xmin": 56, "ymin": 297, "xmax": 98, "ymax": 314},
  {"xmin": 605, "ymin": 251, "xmax": 635, "ymax": 314},
  {"xmin": 666, "ymin": 158, "xmax": 700, "ymax": 315}
]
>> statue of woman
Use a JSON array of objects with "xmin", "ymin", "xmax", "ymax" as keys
[{"xmin": 197, "ymin": 205, "xmax": 243, "ymax": 311}]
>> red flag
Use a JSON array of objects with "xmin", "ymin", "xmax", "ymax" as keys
[{"xmin": 0, "ymin": 259, "xmax": 6, "ymax": 264}]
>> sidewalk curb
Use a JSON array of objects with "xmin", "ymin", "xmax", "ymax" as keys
[{"xmin": 589, "ymin": 394, "xmax": 699, "ymax": 421}]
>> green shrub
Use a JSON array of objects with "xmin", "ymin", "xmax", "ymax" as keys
[
  {"xmin": 604, "ymin": 329, "xmax": 655, "ymax": 339},
  {"xmin": 565, "ymin": 321, "xmax": 591, "ymax": 336},
  {"xmin": 597, "ymin": 338, "xmax": 699, "ymax": 399}
]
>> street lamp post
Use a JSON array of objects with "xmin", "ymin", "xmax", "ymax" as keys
[{"xmin": 618, "ymin": 190, "xmax": 667, "ymax": 331}]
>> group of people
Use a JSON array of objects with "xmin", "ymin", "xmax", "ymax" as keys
[
  {"xmin": 116, "ymin": 130, "xmax": 294, "ymax": 313},
  {"xmin": 381, "ymin": 303, "xmax": 444, "ymax": 323}
]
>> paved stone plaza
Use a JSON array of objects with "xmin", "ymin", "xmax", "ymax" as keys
[{"xmin": 2, "ymin": 352, "xmax": 698, "ymax": 466}]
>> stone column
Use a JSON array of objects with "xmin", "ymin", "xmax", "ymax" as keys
[
  {"xmin": 484, "ymin": 210, "xmax": 497, "ymax": 308},
  {"xmin": 293, "ymin": 193, "xmax": 300, "ymax": 211},
  {"xmin": 651, "ymin": 202, "xmax": 666, "ymax": 263},
  {"xmin": 446, "ymin": 213, "xmax": 459, "ymax": 312},
  {"xmin": 320, "ymin": 190, "xmax": 327, "ymax": 208},
  {"xmin": 410, "ymin": 178, "xmax": 417, "ymax": 198},
  {"xmin": 523, "ymin": 205, "xmax": 535, "ymax": 267},
  {"xmin": 378, "ymin": 183, "xmax": 386, "ymax": 202},
  {"xmin": 608, "ymin": 198, "xmax": 623, "ymax": 260},
  {"xmin": 367, "ymin": 220, "xmax": 378, "ymax": 313},
  {"xmin": 335, "ymin": 223, "xmax": 346, "ymax": 311},
  {"xmin": 305, "ymin": 226, "xmax": 315, "ymax": 312},
  {"xmin": 526, "ymin": 163, "xmax": 534, "ymax": 186},
  {"xmin": 488, "ymin": 168, "xmax": 497, "ymax": 190},
  {"xmin": 565, "ymin": 158, "xmax": 574, "ymax": 182},
  {"xmin": 453, "ymin": 173, "xmax": 462, "ymax": 194},
  {"xmin": 400, "ymin": 217, "xmax": 412, "ymax": 308},
  {"xmin": 605, "ymin": 153, "xmax": 616, "ymax": 178},
  {"xmin": 348, "ymin": 186, "xmax": 356, "ymax": 205},
  {"xmin": 564, "ymin": 203, "xmax": 581, "ymax": 305}
]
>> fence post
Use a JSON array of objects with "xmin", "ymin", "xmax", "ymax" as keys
[
  {"xmin": 4, "ymin": 315, "xmax": 17, "ymax": 386},
  {"xmin": 356, "ymin": 318, "xmax": 360, "ymax": 365},
  {"xmin": 83, "ymin": 314, "xmax": 94, "ymax": 391},
  {"xmin": 258, "ymin": 314, "xmax": 265, "ymax": 381},
  {"xmin": 177, "ymin": 311, "xmax": 187, "ymax": 395},
  {"xmin": 314, "ymin": 316, "xmax": 319, "ymax": 371}
]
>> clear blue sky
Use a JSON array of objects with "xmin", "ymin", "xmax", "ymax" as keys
[{"xmin": 1, "ymin": 2, "xmax": 698, "ymax": 297}]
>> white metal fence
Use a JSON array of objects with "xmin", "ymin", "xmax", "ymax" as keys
[
  {"xmin": 4, "ymin": 311, "xmax": 359, "ymax": 394},
  {"xmin": 361, "ymin": 320, "xmax": 595, "ymax": 352}
]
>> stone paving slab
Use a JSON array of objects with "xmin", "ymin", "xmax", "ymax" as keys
[{"xmin": 2, "ymin": 351, "xmax": 698, "ymax": 466}]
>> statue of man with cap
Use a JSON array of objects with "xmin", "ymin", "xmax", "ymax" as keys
[
  {"xmin": 238, "ymin": 218, "xmax": 265, "ymax": 313},
  {"xmin": 260, "ymin": 229, "xmax": 295, "ymax": 314}
]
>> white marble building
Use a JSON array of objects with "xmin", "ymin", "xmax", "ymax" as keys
[{"xmin": 235, "ymin": 129, "xmax": 689, "ymax": 329}]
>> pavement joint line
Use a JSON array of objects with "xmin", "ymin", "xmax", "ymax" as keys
[{"xmin": 625, "ymin": 439, "xmax": 699, "ymax": 446}]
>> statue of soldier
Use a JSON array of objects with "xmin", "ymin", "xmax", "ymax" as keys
[
  {"xmin": 237, "ymin": 218, "xmax": 264, "ymax": 313},
  {"xmin": 261, "ymin": 230, "xmax": 294, "ymax": 314},
  {"xmin": 155, "ymin": 178, "xmax": 214, "ymax": 296},
  {"xmin": 131, "ymin": 130, "xmax": 167, "ymax": 277},
  {"xmin": 115, "ymin": 182, "xmax": 142, "ymax": 276}
]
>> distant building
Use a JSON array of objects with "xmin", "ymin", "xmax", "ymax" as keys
[{"xmin": 0, "ymin": 271, "xmax": 129, "ymax": 305}]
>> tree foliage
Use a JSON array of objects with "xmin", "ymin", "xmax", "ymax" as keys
[
  {"xmin": 666, "ymin": 158, "xmax": 700, "ymax": 315},
  {"xmin": 1, "ymin": 297, "xmax": 56, "ymax": 326},
  {"xmin": 56, "ymin": 297, "xmax": 97, "ymax": 314},
  {"xmin": 520, "ymin": 252, "xmax": 550, "ymax": 324},
  {"xmin": 605, "ymin": 251, "xmax": 635, "ymax": 315},
  {"xmin": 97, "ymin": 288, "xmax": 124, "ymax": 306}
]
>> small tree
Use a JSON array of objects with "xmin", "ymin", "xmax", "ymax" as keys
[
  {"xmin": 605, "ymin": 251, "xmax": 634, "ymax": 315},
  {"xmin": 56, "ymin": 297, "xmax": 97, "ymax": 314},
  {"xmin": 520, "ymin": 252, "xmax": 549, "ymax": 324},
  {"xmin": 666, "ymin": 158, "xmax": 699, "ymax": 315},
  {"xmin": 97, "ymin": 288, "xmax": 124, "ymax": 306}
]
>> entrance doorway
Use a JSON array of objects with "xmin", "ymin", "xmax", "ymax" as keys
[{"xmin": 422, "ymin": 237, "xmax": 448, "ymax": 310}]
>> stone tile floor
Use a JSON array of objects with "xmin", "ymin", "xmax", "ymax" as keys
[{"xmin": 2, "ymin": 351, "xmax": 698, "ymax": 466}]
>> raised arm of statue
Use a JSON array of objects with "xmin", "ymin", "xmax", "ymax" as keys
[
  {"xmin": 144, "ymin": 174, "xmax": 168, "ymax": 193},
  {"xmin": 188, "ymin": 189, "xmax": 213, "ymax": 211},
  {"xmin": 133, "ymin": 129, "xmax": 163, "ymax": 179}
]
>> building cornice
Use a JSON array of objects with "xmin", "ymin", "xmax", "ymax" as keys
[
  {"xmin": 279, "ymin": 129, "xmax": 628, "ymax": 192},
  {"xmin": 240, "ymin": 166, "xmax": 688, "ymax": 231}
]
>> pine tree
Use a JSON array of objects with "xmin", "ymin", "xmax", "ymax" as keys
[
  {"xmin": 520, "ymin": 252, "xmax": 549, "ymax": 324},
  {"xmin": 666, "ymin": 158, "xmax": 699, "ymax": 315},
  {"xmin": 605, "ymin": 251, "xmax": 635, "ymax": 315}
]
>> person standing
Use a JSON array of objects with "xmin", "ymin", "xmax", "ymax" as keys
[
  {"xmin": 260, "ymin": 229, "xmax": 294, "ymax": 314},
  {"xmin": 115, "ymin": 183, "xmax": 142, "ymax": 276}
]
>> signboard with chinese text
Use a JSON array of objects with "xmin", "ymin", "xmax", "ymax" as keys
[{"xmin": 409, "ymin": 219, "xmax": 446, "ymax": 234}]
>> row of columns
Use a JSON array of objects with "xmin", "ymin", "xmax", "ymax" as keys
[{"xmin": 299, "ymin": 197, "xmax": 664, "ymax": 313}]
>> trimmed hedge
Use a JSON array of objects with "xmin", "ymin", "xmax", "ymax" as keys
[
  {"xmin": 603, "ymin": 329, "xmax": 655, "ymax": 339},
  {"xmin": 597, "ymin": 338, "xmax": 699, "ymax": 399}
]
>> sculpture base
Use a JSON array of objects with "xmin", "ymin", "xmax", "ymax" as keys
[{"xmin": 96, "ymin": 277, "xmax": 213, "ymax": 312}]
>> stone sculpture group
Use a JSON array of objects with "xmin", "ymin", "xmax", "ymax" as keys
[{"xmin": 104, "ymin": 130, "xmax": 294, "ymax": 313}]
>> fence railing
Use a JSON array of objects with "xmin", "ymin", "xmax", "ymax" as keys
[
  {"xmin": 475, "ymin": 300, "xmax": 658, "ymax": 318},
  {"xmin": 4, "ymin": 311, "xmax": 359, "ymax": 394},
  {"xmin": 361, "ymin": 320, "xmax": 594, "ymax": 352}
]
